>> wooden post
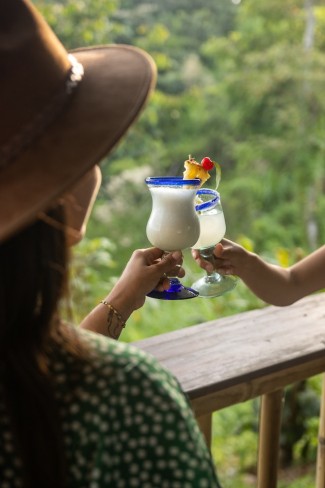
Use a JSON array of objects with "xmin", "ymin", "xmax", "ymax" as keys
[
  {"xmin": 316, "ymin": 374, "xmax": 325, "ymax": 488},
  {"xmin": 197, "ymin": 413, "xmax": 212, "ymax": 449},
  {"xmin": 257, "ymin": 389, "xmax": 284, "ymax": 488}
]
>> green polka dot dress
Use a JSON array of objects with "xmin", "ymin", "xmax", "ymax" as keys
[{"xmin": 0, "ymin": 327, "xmax": 221, "ymax": 487}]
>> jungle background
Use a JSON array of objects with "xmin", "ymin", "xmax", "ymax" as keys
[{"xmin": 35, "ymin": 0, "xmax": 325, "ymax": 486}]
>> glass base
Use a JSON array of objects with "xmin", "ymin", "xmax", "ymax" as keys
[
  {"xmin": 191, "ymin": 273, "xmax": 237, "ymax": 298},
  {"xmin": 147, "ymin": 278, "xmax": 199, "ymax": 300}
]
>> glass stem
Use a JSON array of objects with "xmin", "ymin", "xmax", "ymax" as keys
[
  {"xmin": 162, "ymin": 251, "xmax": 181, "ymax": 279},
  {"xmin": 199, "ymin": 246, "xmax": 216, "ymax": 278}
]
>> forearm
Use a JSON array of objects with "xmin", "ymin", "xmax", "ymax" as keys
[
  {"xmin": 80, "ymin": 248, "xmax": 185, "ymax": 338},
  {"xmin": 80, "ymin": 290, "xmax": 136, "ymax": 340},
  {"xmin": 240, "ymin": 246, "xmax": 325, "ymax": 306},
  {"xmin": 238, "ymin": 253, "xmax": 298, "ymax": 306}
]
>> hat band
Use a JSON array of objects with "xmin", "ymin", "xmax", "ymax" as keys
[{"xmin": 0, "ymin": 54, "xmax": 84, "ymax": 170}]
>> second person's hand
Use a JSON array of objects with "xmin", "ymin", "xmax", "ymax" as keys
[{"xmin": 192, "ymin": 238, "xmax": 248, "ymax": 276}]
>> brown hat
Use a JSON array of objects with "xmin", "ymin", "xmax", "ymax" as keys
[{"xmin": 0, "ymin": 0, "xmax": 156, "ymax": 242}]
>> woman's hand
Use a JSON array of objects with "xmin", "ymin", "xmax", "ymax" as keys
[
  {"xmin": 80, "ymin": 248, "xmax": 184, "ymax": 338},
  {"xmin": 106, "ymin": 248, "xmax": 184, "ymax": 319}
]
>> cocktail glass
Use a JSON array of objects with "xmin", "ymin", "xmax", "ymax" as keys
[
  {"xmin": 145, "ymin": 176, "xmax": 201, "ymax": 300},
  {"xmin": 191, "ymin": 189, "xmax": 237, "ymax": 298}
]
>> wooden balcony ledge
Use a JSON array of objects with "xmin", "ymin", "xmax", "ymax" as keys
[{"xmin": 133, "ymin": 293, "xmax": 325, "ymax": 488}]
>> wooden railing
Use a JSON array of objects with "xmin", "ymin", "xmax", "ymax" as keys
[{"xmin": 133, "ymin": 293, "xmax": 325, "ymax": 488}]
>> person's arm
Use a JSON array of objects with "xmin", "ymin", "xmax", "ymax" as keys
[
  {"xmin": 63, "ymin": 168, "xmax": 185, "ymax": 339},
  {"xmin": 192, "ymin": 239, "xmax": 325, "ymax": 306},
  {"xmin": 62, "ymin": 168, "xmax": 185, "ymax": 338},
  {"xmin": 80, "ymin": 248, "xmax": 184, "ymax": 338}
]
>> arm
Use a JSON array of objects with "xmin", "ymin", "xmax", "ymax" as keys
[
  {"xmin": 63, "ymin": 168, "xmax": 185, "ymax": 339},
  {"xmin": 192, "ymin": 239, "xmax": 325, "ymax": 306},
  {"xmin": 63, "ymin": 168, "xmax": 185, "ymax": 338},
  {"xmin": 80, "ymin": 248, "xmax": 184, "ymax": 338}
]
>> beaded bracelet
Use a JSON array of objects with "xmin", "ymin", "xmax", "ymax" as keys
[{"xmin": 100, "ymin": 300, "xmax": 126, "ymax": 340}]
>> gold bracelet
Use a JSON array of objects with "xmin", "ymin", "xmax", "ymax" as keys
[{"xmin": 100, "ymin": 300, "xmax": 126, "ymax": 339}]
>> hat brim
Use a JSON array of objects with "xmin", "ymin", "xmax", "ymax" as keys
[{"xmin": 0, "ymin": 45, "xmax": 156, "ymax": 242}]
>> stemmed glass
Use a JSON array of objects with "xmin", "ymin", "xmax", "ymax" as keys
[
  {"xmin": 145, "ymin": 176, "xmax": 201, "ymax": 300},
  {"xmin": 191, "ymin": 189, "xmax": 237, "ymax": 298}
]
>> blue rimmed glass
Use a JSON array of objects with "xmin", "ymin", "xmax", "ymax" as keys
[
  {"xmin": 145, "ymin": 176, "xmax": 201, "ymax": 300},
  {"xmin": 195, "ymin": 188, "xmax": 220, "ymax": 212},
  {"xmin": 192, "ymin": 189, "xmax": 237, "ymax": 298}
]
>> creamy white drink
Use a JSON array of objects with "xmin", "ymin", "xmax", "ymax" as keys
[
  {"xmin": 146, "ymin": 186, "xmax": 200, "ymax": 251},
  {"xmin": 192, "ymin": 207, "xmax": 226, "ymax": 249}
]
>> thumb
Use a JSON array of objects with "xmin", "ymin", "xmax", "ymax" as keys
[{"xmin": 214, "ymin": 243, "xmax": 224, "ymax": 258}]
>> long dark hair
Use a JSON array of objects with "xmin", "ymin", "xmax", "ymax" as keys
[{"xmin": 0, "ymin": 204, "xmax": 69, "ymax": 488}]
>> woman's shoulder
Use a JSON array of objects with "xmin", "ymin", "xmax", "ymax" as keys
[
  {"xmin": 51, "ymin": 325, "xmax": 182, "ymax": 400},
  {"xmin": 79, "ymin": 327, "xmax": 182, "ymax": 391},
  {"xmin": 50, "ymin": 327, "xmax": 220, "ymax": 487},
  {"xmin": 75, "ymin": 326, "xmax": 162, "ymax": 369}
]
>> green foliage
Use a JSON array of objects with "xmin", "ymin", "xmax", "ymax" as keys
[
  {"xmin": 279, "ymin": 475, "xmax": 314, "ymax": 488},
  {"xmin": 35, "ymin": 0, "xmax": 119, "ymax": 47},
  {"xmin": 281, "ymin": 381, "xmax": 320, "ymax": 466},
  {"xmin": 212, "ymin": 400, "xmax": 259, "ymax": 477},
  {"xmin": 69, "ymin": 237, "xmax": 117, "ymax": 323}
]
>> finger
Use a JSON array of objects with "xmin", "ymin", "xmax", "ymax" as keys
[
  {"xmin": 216, "ymin": 266, "xmax": 235, "ymax": 275},
  {"xmin": 220, "ymin": 238, "xmax": 234, "ymax": 246},
  {"xmin": 162, "ymin": 276, "xmax": 171, "ymax": 290},
  {"xmin": 191, "ymin": 249, "xmax": 200, "ymax": 260},
  {"xmin": 214, "ymin": 258, "xmax": 232, "ymax": 267},
  {"xmin": 169, "ymin": 250, "xmax": 183, "ymax": 263},
  {"xmin": 191, "ymin": 249, "xmax": 206, "ymax": 265},
  {"xmin": 142, "ymin": 247, "xmax": 165, "ymax": 262},
  {"xmin": 177, "ymin": 266, "xmax": 185, "ymax": 278},
  {"xmin": 193, "ymin": 255, "xmax": 214, "ymax": 273},
  {"xmin": 214, "ymin": 255, "xmax": 235, "ymax": 274},
  {"xmin": 218, "ymin": 239, "xmax": 238, "ymax": 256},
  {"xmin": 167, "ymin": 265, "xmax": 185, "ymax": 278},
  {"xmin": 156, "ymin": 251, "xmax": 183, "ymax": 273},
  {"xmin": 155, "ymin": 275, "xmax": 170, "ymax": 291}
]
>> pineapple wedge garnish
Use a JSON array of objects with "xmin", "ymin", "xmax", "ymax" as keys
[{"xmin": 183, "ymin": 156, "xmax": 211, "ymax": 187}]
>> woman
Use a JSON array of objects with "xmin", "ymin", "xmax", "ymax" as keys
[{"xmin": 0, "ymin": 1, "xmax": 221, "ymax": 487}]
